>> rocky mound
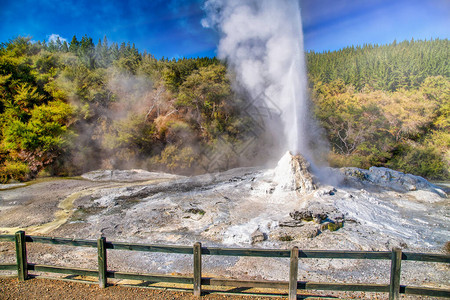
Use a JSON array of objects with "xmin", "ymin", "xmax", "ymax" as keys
[
  {"xmin": 342, "ymin": 166, "xmax": 446, "ymax": 197},
  {"xmin": 272, "ymin": 151, "xmax": 317, "ymax": 194}
]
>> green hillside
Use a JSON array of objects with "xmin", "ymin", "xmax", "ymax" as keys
[
  {"xmin": 307, "ymin": 39, "xmax": 449, "ymax": 179},
  {"xmin": 0, "ymin": 37, "xmax": 448, "ymax": 182}
]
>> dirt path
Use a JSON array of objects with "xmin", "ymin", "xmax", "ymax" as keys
[{"xmin": 0, "ymin": 277, "xmax": 288, "ymax": 300}]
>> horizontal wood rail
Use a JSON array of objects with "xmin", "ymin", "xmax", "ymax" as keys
[
  {"xmin": 0, "ymin": 231, "xmax": 449, "ymax": 299},
  {"xmin": 0, "ymin": 263, "xmax": 16, "ymax": 271}
]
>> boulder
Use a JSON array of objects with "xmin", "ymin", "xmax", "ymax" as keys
[{"xmin": 306, "ymin": 227, "xmax": 321, "ymax": 239}]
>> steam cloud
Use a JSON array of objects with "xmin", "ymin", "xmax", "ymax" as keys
[{"xmin": 202, "ymin": 0, "xmax": 327, "ymax": 166}]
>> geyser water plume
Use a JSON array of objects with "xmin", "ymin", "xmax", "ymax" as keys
[{"xmin": 202, "ymin": 0, "xmax": 323, "ymax": 165}]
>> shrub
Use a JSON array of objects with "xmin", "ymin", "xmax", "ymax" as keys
[
  {"xmin": 0, "ymin": 160, "xmax": 30, "ymax": 183},
  {"xmin": 388, "ymin": 145, "xmax": 449, "ymax": 180},
  {"xmin": 157, "ymin": 145, "xmax": 196, "ymax": 172},
  {"xmin": 328, "ymin": 152, "xmax": 369, "ymax": 169}
]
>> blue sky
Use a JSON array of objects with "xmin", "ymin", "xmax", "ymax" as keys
[
  {"xmin": 300, "ymin": 0, "xmax": 450, "ymax": 52},
  {"xmin": 1, "ymin": 0, "xmax": 449, "ymax": 58}
]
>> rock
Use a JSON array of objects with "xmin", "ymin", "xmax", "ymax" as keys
[
  {"xmin": 279, "ymin": 220, "xmax": 303, "ymax": 227},
  {"xmin": 327, "ymin": 222, "xmax": 343, "ymax": 232},
  {"xmin": 288, "ymin": 203, "xmax": 345, "ymax": 230},
  {"xmin": 273, "ymin": 151, "xmax": 317, "ymax": 194},
  {"xmin": 320, "ymin": 222, "xmax": 331, "ymax": 231},
  {"xmin": 289, "ymin": 209, "xmax": 326, "ymax": 223},
  {"xmin": 290, "ymin": 210, "xmax": 313, "ymax": 221},
  {"xmin": 313, "ymin": 214, "xmax": 324, "ymax": 224},
  {"xmin": 251, "ymin": 229, "xmax": 266, "ymax": 244},
  {"xmin": 306, "ymin": 227, "xmax": 320, "ymax": 239},
  {"xmin": 341, "ymin": 166, "xmax": 447, "ymax": 197}
]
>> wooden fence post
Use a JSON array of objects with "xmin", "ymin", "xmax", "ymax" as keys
[
  {"xmin": 289, "ymin": 246, "xmax": 299, "ymax": 300},
  {"xmin": 389, "ymin": 247, "xmax": 402, "ymax": 300},
  {"xmin": 15, "ymin": 231, "xmax": 28, "ymax": 281},
  {"xmin": 97, "ymin": 236, "xmax": 107, "ymax": 288},
  {"xmin": 193, "ymin": 242, "xmax": 202, "ymax": 297}
]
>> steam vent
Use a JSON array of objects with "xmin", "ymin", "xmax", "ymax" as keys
[{"xmin": 273, "ymin": 151, "xmax": 317, "ymax": 194}]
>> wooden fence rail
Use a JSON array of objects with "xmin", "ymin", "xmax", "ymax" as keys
[{"xmin": 0, "ymin": 232, "xmax": 449, "ymax": 299}]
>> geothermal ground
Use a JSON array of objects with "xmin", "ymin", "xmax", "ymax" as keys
[{"xmin": 0, "ymin": 152, "xmax": 448, "ymax": 296}]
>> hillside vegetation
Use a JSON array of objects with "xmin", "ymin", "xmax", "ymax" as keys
[
  {"xmin": 0, "ymin": 36, "xmax": 448, "ymax": 182},
  {"xmin": 307, "ymin": 39, "xmax": 449, "ymax": 179}
]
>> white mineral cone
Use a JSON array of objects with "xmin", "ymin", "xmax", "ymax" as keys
[{"xmin": 273, "ymin": 151, "xmax": 317, "ymax": 193}]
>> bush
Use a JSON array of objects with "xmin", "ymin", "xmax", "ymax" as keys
[
  {"xmin": 157, "ymin": 145, "xmax": 197, "ymax": 172},
  {"xmin": 328, "ymin": 152, "xmax": 370, "ymax": 169},
  {"xmin": 0, "ymin": 160, "xmax": 30, "ymax": 183},
  {"xmin": 388, "ymin": 145, "xmax": 449, "ymax": 180}
]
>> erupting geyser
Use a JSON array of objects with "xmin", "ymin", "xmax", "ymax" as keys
[{"xmin": 203, "ymin": 0, "xmax": 321, "ymax": 164}]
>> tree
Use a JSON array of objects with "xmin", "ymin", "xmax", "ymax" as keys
[
  {"xmin": 79, "ymin": 35, "xmax": 95, "ymax": 68},
  {"xmin": 1, "ymin": 100, "xmax": 73, "ymax": 178},
  {"xmin": 61, "ymin": 41, "xmax": 69, "ymax": 52},
  {"xmin": 69, "ymin": 35, "xmax": 79, "ymax": 53},
  {"xmin": 177, "ymin": 64, "xmax": 232, "ymax": 138}
]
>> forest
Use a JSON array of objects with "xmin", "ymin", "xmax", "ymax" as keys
[{"xmin": 0, "ymin": 36, "xmax": 448, "ymax": 182}]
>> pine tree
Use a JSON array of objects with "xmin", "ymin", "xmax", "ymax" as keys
[
  {"xmin": 69, "ymin": 35, "xmax": 79, "ymax": 53},
  {"xmin": 61, "ymin": 41, "xmax": 69, "ymax": 52}
]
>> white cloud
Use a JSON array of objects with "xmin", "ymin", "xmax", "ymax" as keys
[{"xmin": 47, "ymin": 34, "xmax": 67, "ymax": 43}]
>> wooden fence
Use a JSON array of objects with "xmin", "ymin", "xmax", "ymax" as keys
[{"xmin": 0, "ymin": 231, "xmax": 449, "ymax": 299}]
